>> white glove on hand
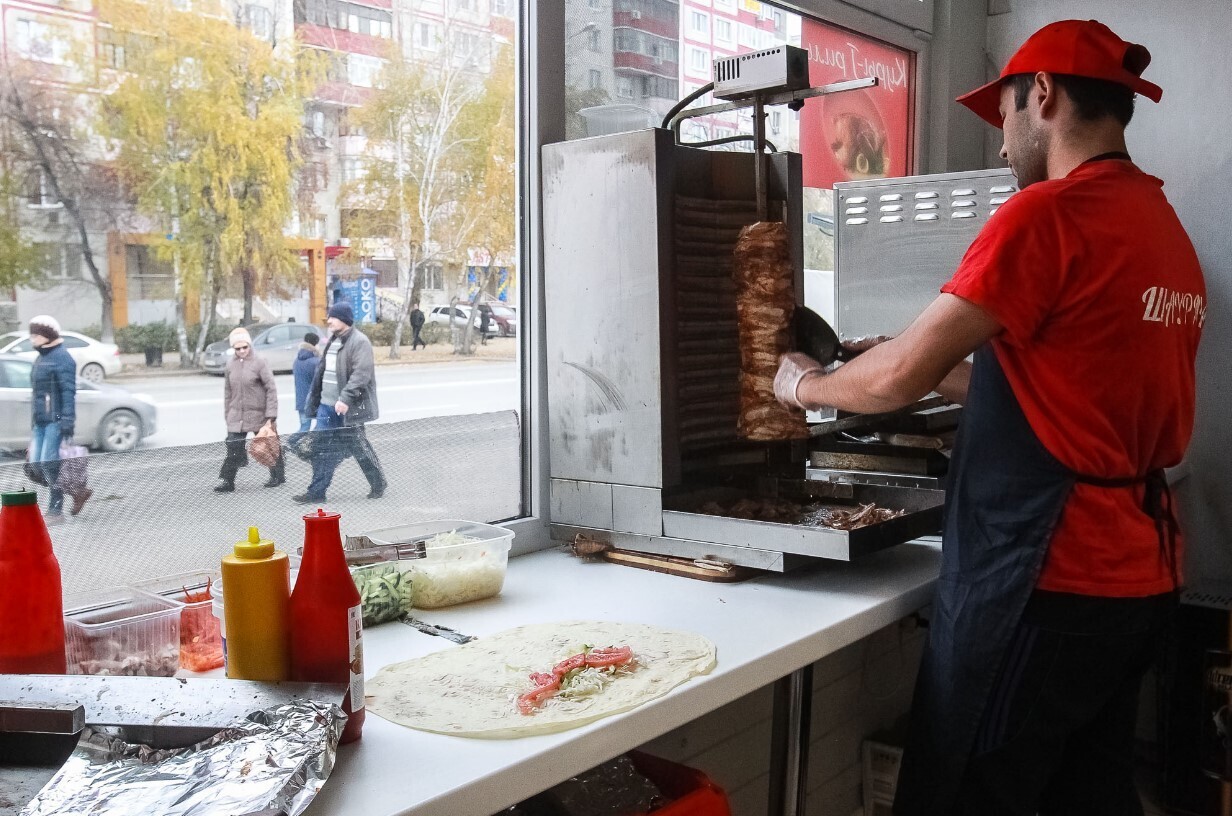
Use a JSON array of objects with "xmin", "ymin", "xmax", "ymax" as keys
[{"xmin": 774, "ymin": 352, "xmax": 824, "ymax": 410}]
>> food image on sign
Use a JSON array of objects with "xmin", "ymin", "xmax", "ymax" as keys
[
  {"xmin": 821, "ymin": 90, "xmax": 889, "ymax": 180},
  {"xmin": 367, "ymin": 621, "xmax": 717, "ymax": 738}
]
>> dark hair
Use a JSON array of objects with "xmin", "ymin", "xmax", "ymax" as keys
[
  {"xmin": 1008, "ymin": 73, "xmax": 1135, "ymax": 127},
  {"xmin": 304, "ymin": 332, "xmax": 320, "ymax": 345}
]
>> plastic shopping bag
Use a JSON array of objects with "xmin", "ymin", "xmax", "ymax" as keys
[
  {"xmin": 56, "ymin": 444, "xmax": 89, "ymax": 496},
  {"xmin": 247, "ymin": 424, "xmax": 281, "ymax": 468}
]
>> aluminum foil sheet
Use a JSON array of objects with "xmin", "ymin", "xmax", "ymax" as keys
[{"xmin": 20, "ymin": 700, "xmax": 345, "ymax": 816}]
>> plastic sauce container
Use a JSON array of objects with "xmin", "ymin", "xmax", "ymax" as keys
[
  {"xmin": 221, "ymin": 527, "xmax": 291, "ymax": 681},
  {"xmin": 132, "ymin": 571, "xmax": 223, "ymax": 673},
  {"xmin": 290, "ymin": 509, "xmax": 365, "ymax": 744},
  {"xmin": 64, "ymin": 588, "xmax": 180, "ymax": 676},
  {"xmin": 0, "ymin": 489, "xmax": 66, "ymax": 674}
]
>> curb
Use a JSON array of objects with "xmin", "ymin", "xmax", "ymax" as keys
[{"xmin": 109, "ymin": 353, "xmax": 517, "ymax": 381}]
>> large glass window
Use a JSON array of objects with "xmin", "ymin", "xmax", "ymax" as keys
[
  {"xmin": 1, "ymin": 0, "xmax": 523, "ymax": 592},
  {"xmin": 564, "ymin": 0, "xmax": 917, "ymax": 328}
]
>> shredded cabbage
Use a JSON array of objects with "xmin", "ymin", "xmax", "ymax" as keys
[
  {"xmin": 558, "ymin": 666, "xmax": 615, "ymax": 699},
  {"xmin": 422, "ymin": 530, "xmax": 480, "ymax": 548},
  {"xmin": 409, "ymin": 530, "xmax": 503, "ymax": 608}
]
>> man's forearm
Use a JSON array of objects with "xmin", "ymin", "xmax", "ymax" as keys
[
  {"xmin": 790, "ymin": 295, "xmax": 1001, "ymax": 413},
  {"xmin": 935, "ymin": 360, "xmax": 972, "ymax": 405},
  {"xmin": 796, "ymin": 342, "xmax": 938, "ymax": 414}
]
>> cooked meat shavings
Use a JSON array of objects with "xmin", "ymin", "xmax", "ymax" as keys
[
  {"xmin": 798, "ymin": 503, "xmax": 906, "ymax": 530},
  {"xmin": 695, "ymin": 498, "xmax": 906, "ymax": 530}
]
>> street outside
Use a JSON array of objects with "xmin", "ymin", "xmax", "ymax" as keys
[
  {"xmin": 0, "ymin": 345, "xmax": 525, "ymax": 595},
  {"xmin": 122, "ymin": 357, "xmax": 519, "ymax": 450}
]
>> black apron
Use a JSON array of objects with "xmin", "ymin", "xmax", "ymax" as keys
[{"xmin": 893, "ymin": 345, "xmax": 1177, "ymax": 816}]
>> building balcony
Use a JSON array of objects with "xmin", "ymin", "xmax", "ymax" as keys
[
  {"xmin": 313, "ymin": 80, "xmax": 374, "ymax": 107},
  {"xmin": 613, "ymin": 52, "xmax": 677, "ymax": 78},
  {"xmin": 296, "ymin": 22, "xmax": 390, "ymax": 57},
  {"xmin": 612, "ymin": 12, "xmax": 676, "ymax": 40}
]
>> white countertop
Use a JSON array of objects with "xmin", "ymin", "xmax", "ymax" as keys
[{"xmin": 307, "ymin": 540, "xmax": 942, "ymax": 816}]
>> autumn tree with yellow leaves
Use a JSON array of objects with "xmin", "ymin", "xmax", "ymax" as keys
[
  {"xmin": 452, "ymin": 44, "xmax": 516, "ymax": 356},
  {"xmin": 343, "ymin": 30, "xmax": 515, "ymax": 358},
  {"xmin": 100, "ymin": 0, "xmax": 315, "ymax": 363}
]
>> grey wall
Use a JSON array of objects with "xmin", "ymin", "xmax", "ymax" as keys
[
  {"xmin": 923, "ymin": 0, "xmax": 988, "ymax": 173},
  {"xmin": 981, "ymin": 2, "xmax": 1232, "ymax": 584}
]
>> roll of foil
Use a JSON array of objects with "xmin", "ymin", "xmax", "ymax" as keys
[{"xmin": 21, "ymin": 700, "xmax": 346, "ymax": 816}]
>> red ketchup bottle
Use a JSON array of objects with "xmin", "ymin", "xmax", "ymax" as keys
[
  {"xmin": 290, "ymin": 509, "xmax": 365, "ymax": 743},
  {"xmin": 0, "ymin": 489, "xmax": 67, "ymax": 674}
]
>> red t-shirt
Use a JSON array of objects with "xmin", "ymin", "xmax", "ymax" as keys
[{"xmin": 942, "ymin": 160, "xmax": 1205, "ymax": 597}]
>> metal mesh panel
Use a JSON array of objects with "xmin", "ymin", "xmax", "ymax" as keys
[{"xmin": 0, "ymin": 411, "xmax": 522, "ymax": 595}]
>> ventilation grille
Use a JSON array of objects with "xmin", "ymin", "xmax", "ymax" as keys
[
  {"xmin": 713, "ymin": 47, "xmax": 785, "ymax": 84},
  {"xmin": 841, "ymin": 182, "xmax": 1018, "ymax": 228},
  {"xmin": 1182, "ymin": 588, "xmax": 1232, "ymax": 611}
]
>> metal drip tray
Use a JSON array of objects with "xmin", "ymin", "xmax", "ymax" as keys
[{"xmin": 662, "ymin": 482, "xmax": 943, "ymax": 561}]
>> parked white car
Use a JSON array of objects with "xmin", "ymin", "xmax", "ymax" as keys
[
  {"xmin": 0, "ymin": 331, "xmax": 122, "ymax": 383},
  {"xmin": 426, "ymin": 305, "xmax": 498, "ymax": 337}
]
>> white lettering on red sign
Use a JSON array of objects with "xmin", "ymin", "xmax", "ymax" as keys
[
  {"xmin": 807, "ymin": 42, "xmax": 909, "ymax": 93},
  {"xmin": 1141, "ymin": 285, "xmax": 1207, "ymax": 328}
]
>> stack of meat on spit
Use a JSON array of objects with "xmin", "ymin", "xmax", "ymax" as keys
[{"xmin": 733, "ymin": 221, "xmax": 808, "ymax": 441}]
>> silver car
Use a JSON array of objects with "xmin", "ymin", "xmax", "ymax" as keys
[
  {"xmin": 0, "ymin": 357, "xmax": 158, "ymax": 453},
  {"xmin": 0, "ymin": 330, "xmax": 123, "ymax": 383},
  {"xmin": 201, "ymin": 322, "xmax": 324, "ymax": 375}
]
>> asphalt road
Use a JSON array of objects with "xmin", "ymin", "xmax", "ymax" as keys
[{"xmin": 126, "ymin": 360, "xmax": 520, "ymax": 449}]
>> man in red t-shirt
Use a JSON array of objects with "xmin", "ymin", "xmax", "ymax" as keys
[{"xmin": 775, "ymin": 20, "xmax": 1204, "ymax": 816}]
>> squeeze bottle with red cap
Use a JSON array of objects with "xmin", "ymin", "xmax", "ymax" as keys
[
  {"xmin": 290, "ymin": 509, "xmax": 365, "ymax": 743},
  {"xmin": 0, "ymin": 489, "xmax": 67, "ymax": 674}
]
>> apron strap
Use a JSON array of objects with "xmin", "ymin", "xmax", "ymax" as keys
[{"xmin": 1073, "ymin": 469, "xmax": 1179, "ymax": 591}]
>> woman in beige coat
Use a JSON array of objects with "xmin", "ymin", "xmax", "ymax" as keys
[{"xmin": 214, "ymin": 327, "xmax": 285, "ymax": 492}]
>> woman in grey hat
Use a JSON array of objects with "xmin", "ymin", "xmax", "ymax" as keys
[{"xmin": 215, "ymin": 326, "xmax": 285, "ymax": 492}]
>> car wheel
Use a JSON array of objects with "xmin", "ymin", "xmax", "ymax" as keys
[
  {"xmin": 81, "ymin": 363, "xmax": 105, "ymax": 383},
  {"xmin": 99, "ymin": 409, "xmax": 142, "ymax": 452}
]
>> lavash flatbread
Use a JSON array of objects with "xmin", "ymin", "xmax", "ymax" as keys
[{"xmin": 367, "ymin": 621, "xmax": 717, "ymax": 738}]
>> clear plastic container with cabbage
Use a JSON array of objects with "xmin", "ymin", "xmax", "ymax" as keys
[{"xmin": 356, "ymin": 520, "xmax": 514, "ymax": 610}]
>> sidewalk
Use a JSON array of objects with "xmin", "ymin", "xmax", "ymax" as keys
[{"xmin": 112, "ymin": 336, "xmax": 517, "ymax": 380}]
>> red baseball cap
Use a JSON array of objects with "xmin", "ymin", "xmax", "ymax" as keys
[{"xmin": 957, "ymin": 19, "xmax": 1163, "ymax": 128}]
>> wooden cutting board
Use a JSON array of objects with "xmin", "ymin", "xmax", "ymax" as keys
[{"xmin": 598, "ymin": 549, "xmax": 760, "ymax": 583}]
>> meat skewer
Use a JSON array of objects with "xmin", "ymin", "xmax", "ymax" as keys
[{"xmin": 732, "ymin": 221, "xmax": 808, "ymax": 441}]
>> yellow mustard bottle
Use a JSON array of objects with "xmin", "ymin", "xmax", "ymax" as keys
[{"xmin": 221, "ymin": 526, "xmax": 291, "ymax": 681}]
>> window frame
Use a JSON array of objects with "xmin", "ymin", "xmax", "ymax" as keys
[
  {"xmin": 525, "ymin": 0, "xmax": 933, "ymax": 554},
  {"xmin": 688, "ymin": 9, "xmax": 709, "ymax": 39}
]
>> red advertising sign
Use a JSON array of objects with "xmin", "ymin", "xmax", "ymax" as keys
[{"xmin": 798, "ymin": 19, "xmax": 915, "ymax": 189}]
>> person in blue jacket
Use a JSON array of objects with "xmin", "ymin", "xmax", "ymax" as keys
[
  {"xmin": 28, "ymin": 315, "xmax": 79, "ymax": 521},
  {"xmin": 293, "ymin": 331, "xmax": 321, "ymax": 433}
]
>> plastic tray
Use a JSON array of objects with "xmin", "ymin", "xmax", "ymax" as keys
[
  {"xmin": 361, "ymin": 519, "xmax": 514, "ymax": 609},
  {"xmin": 630, "ymin": 751, "xmax": 732, "ymax": 816},
  {"xmin": 131, "ymin": 571, "xmax": 223, "ymax": 673},
  {"xmin": 64, "ymin": 587, "xmax": 181, "ymax": 677}
]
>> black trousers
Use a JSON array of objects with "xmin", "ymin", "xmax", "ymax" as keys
[
  {"xmin": 957, "ymin": 591, "xmax": 1175, "ymax": 816},
  {"xmin": 219, "ymin": 430, "xmax": 284, "ymax": 483}
]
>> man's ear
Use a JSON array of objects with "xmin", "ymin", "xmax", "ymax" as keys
[{"xmin": 1035, "ymin": 71, "xmax": 1061, "ymax": 120}]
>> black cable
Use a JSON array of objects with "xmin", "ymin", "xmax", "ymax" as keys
[{"xmin": 661, "ymin": 81, "xmax": 715, "ymax": 130}]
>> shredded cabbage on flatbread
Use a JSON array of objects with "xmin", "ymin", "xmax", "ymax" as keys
[{"xmin": 366, "ymin": 621, "xmax": 717, "ymax": 738}]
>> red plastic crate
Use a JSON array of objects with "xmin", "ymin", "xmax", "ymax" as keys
[{"xmin": 629, "ymin": 751, "xmax": 732, "ymax": 816}]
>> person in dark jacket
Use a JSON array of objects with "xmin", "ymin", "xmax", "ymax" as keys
[
  {"xmin": 294, "ymin": 301, "xmax": 386, "ymax": 503},
  {"xmin": 215, "ymin": 326, "xmax": 284, "ymax": 492},
  {"xmin": 28, "ymin": 315, "xmax": 83, "ymax": 520},
  {"xmin": 293, "ymin": 332, "xmax": 321, "ymax": 433},
  {"xmin": 410, "ymin": 302, "xmax": 426, "ymax": 351},
  {"xmin": 477, "ymin": 303, "xmax": 491, "ymax": 345}
]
